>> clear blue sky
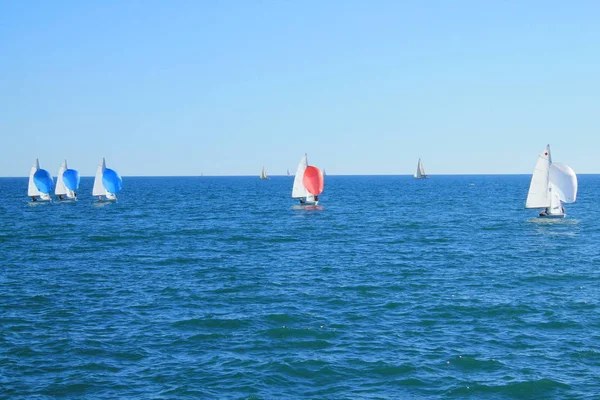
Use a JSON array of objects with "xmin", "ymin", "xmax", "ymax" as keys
[{"xmin": 1, "ymin": 1, "xmax": 598, "ymax": 176}]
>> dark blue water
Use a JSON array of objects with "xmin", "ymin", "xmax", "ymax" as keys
[{"xmin": 1, "ymin": 175, "xmax": 599, "ymax": 399}]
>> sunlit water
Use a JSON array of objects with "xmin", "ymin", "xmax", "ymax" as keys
[{"xmin": 1, "ymin": 175, "xmax": 599, "ymax": 399}]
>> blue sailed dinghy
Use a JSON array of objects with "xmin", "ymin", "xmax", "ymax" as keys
[
  {"xmin": 28, "ymin": 159, "xmax": 53, "ymax": 202},
  {"xmin": 92, "ymin": 158, "xmax": 122, "ymax": 201},
  {"xmin": 55, "ymin": 159, "xmax": 80, "ymax": 200}
]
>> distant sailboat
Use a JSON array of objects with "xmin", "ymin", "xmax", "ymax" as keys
[
  {"xmin": 414, "ymin": 158, "xmax": 427, "ymax": 179},
  {"xmin": 525, "ymin": 144, "xmax": 577, "ymax": 218},
  {"xmin": 55, "ymin": 159, "xmax": 80, "ymax": 200},
  {"xmin": 291, "ymin": 153, "xmax": 324, "ymax": 205},
  {"xmin": 28, "ymin": 159, "xmax": 53, "ymax": 202},
  {"xmin": 286, "ymin": 169, "xmax": 291, "ymax": 177},
  {"xmin": 260, "ymin": 166, "xmax": 269, "ymax": 180},
  {"xmin": 92, "ymin": 158, "xmax": 122, "ymax": 201}
]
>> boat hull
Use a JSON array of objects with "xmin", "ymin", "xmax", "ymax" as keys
[
  {"xmin": 299, "ymin": 201, "xmax": 318, "ymax": 206},
  {"xmin": 538, "ymin": 213, "xmax": 565, "ymax": 219}
]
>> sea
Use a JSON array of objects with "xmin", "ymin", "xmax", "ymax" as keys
[{"xmin": 1, "ymin": 175, "xmax": 599, "ymax": 399}]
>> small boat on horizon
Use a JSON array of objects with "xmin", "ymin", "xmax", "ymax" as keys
[
  {"xmin": 28, "ymin": 159, "xmax": 53, "ymax": 202},
  {"xmin": 291, "ymin": 153, "xmax": 324, "ymax": 206},
  {"xmin": 55, "ymin": 159, "xmax": 80, "ymax": 201},
  {"xmin": 260, "ymin": 166, "xmax": 269, "ymax": 180},
  {"xmin": 92, "ymin": 158, "xmax": 123, "ymax": 201},
  {"xmin": 525, "ymin": 144, "xmax": 577, "ymax": 218},
  {"xmin": 414, "ymin": 158, "xmax": 427, "ymax": 179}
]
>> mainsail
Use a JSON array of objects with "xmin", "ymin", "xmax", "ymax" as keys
[
  {"xmin": 291, "ymin": 154, "xmax": 308, "ymax": 198},
  {"xmin": 28, "ymin": 159, "xmax": 42, "ymax": 196},
  {"xmin": 414, "ymin": 158, "xmax": 427, "ymax": 179},
  {"xmin": 92, "ymin": 158, "xmax": 106, "ymax": 196},
  {"xmin": 525, "ymin": 145, "xmax": 552, "ymax": 208}
]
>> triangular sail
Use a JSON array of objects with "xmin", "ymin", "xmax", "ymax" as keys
[
  {"xmin": 291, "ymin": 154, "xmax": 308, "ymax": 198},
  {"xmin": 525, "ymin": 145, "xmax": 552, "ymax": 208},
  {"xmin": 260, "ymin": 166, "xmax": 268, "ymax": 180},
  {"xmin": 28, "ymin": 159, "xmax": 42, "ymax": 196},
  {"xmin": 92, "ymin": 158, "xmax": 106, "ymax": 196},
  {"xmin": 414, "ymin": 159, "xmax": 426, "ymax": 178},
  {"xmin": 55, "ymin": 160, "xmax": 68, "ymax": 195}
]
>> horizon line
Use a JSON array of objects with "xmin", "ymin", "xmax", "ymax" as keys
[{"xmin": 3, "ymin": 173, "xmax": 600, "ymax": 178}]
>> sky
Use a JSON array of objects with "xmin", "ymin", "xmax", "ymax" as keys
[{"xmin": 1, "ymin": 0, "xmax": 599, "ymax": 176}]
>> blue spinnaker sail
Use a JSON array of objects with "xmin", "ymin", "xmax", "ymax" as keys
[
  {"xmin": 33, "ymin": 169, "xmax": 53, "ymax": 194},
  {"xmin": 63, "ymin": 169, "xmax": 80, "ymax": 191},
  {"xmin": 102, "ymin": 168, "xmax": 122, "ymax": 194}
]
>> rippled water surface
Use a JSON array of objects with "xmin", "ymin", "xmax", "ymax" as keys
[{"xmin": 1, "ymin": 175, "xmax": 600, "ymax": 399}]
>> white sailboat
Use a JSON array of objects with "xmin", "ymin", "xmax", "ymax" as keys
[
  {"xmin": 28, "ymin": 159, "xmax": 52, "ymax": 202},
  {"xmin": 92, "ymin": 158, "xmax": 122, "ymax": 201},
  {"xmin": 291, "ymin": 153, "xmax": 324, "ymax": 205},
  {"xmin": 286, "ymin": 169, "xmax": 291, "ymax": 177},
  {"xmin": 260, "ymin": 166, "xmax": 269, "ymax": 180},
  {"xmin": 414, "ymin": 158, "xmax": 427, "ymax": 179},
  {"xmin": 55, "ymin": 160, "xmax": 77, "ymax": 200},
  {"xmin": 525, "ymin": 144, "xmax": 577, "ymax": 218}
]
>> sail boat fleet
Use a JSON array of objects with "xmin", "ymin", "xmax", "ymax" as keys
[
  {"xmin": 27, "ymin": 158, "xmax": 122, "ymax": 203},
  {"xmin": 27, "ymin": 146, "xmax": 579, "ymax": 218}
]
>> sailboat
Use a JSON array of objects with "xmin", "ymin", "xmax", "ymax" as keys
[
  {"xmin": 525, "ymin": 144, "xmax": 577, "ymax": 218},
  {"xmin": 92, "ymin": 158, "xmax": 123, "ymax": 201},
  {"xmin": 55, "ymin": 159, "xmax": 80, "ymax": 200},
  {"xmin": 291, "ymin": 153, "xmax": 324, "ymax": 205},
  {"xmin": 414, "ymin": 158, "xmax": 427, "ymax": 179},
  {"xmin": 286, "ymin": 169, "xmax": 291, "ymax": 177},
  {"xmin": 260, "ymin": 166, "xmax": 269, "ymax": 180},
  {"xmin": 28, "ymin": 159, "xmax": 53, "ymax": 202}
]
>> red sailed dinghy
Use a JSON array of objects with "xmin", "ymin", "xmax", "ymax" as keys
[{"xmin": 291, "ymin": 154, "xmax": 324, "ymax": 205}]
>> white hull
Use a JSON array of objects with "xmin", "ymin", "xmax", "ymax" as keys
[
  {"xmin": 299, "ymin": 199, "xmax": 318, "ymax": 206},
  {"xmin": 538, "ymin": 213, "xmax": 565, "ymax": 219},
  {"xmin": 57, "ymin": 196, "xmax": 77, "ymax": 202},
  {"xmin": 95, "ymin": 197, "xmax": 117, "ymax": 203},
  {"xmin": 31, "ymin": 194, "xmax": 52, "ymax": 203}
]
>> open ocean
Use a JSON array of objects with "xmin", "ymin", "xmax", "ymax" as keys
[{"xmin": 1, "ymin": 175, "xmax": 599, "ymax": 399}]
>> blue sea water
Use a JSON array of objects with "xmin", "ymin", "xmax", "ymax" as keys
[{"xmin": 1, "ymin": 175, "xmax": 599, "ymax": 399}]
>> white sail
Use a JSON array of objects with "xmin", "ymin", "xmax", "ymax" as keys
[
  {"xmin": 92, "ymin": 158, "xmax": 106, "ymax": 196},
  {"xmin": 291, "ymin": 154, "xmax": 308, "ymax": 198},
  {"xmin": 28, "ymin": 159, "xmax": 42, "ymax": 196},
  {"xmin": 549, "ymin": 162, "xmax": 577, "ymax": 203},
  {"xmin": 55, "ymin": 160, "xmax": 68, "ymax": 196},
  {"xmin": 414, "ymin": 158, "xmax": 426, "ymax": 179},
  {"xmin": 525, "ymin": 145, "xmax": 552, "ymax": 208},
  {"xmin": 260, "ymin": 166, "xmax": 268, "ymax": 180}
]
